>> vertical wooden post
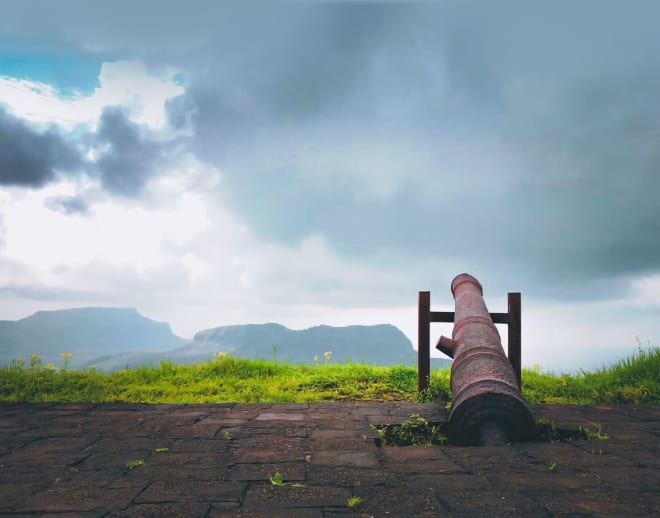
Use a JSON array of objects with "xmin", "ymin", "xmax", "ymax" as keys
[
  {"xmin": 507, "ymin": 292, "xmax": 522, "ymax": 389},
  {"xmin": 418, "ymin": 291, "xmax": 431, "ymax": 393}
]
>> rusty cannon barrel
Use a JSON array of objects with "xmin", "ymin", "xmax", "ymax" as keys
[{"xmin": 436, "ymin": 273, "xmax": 535, "ymax": 446}]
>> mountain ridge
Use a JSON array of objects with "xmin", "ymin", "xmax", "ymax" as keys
[
  {"xmin": 0, "ymin": 307, "xmax": 187, "ymax": 367},
  {"xmin": 0, "ymin": 307, "xmax": 451, "ymax": 371}
]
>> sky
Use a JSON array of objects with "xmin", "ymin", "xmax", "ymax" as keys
[{"xmin": 1, "ymin": 0, "xmax": 659, "ymax": 372}]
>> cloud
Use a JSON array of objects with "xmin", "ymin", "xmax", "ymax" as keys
[
  {"xmin": 504, "ymin": 72, "xmax": 660, "ymax": 280},
  {"xmin": 154, "ymin": 2, "xmax": 660, "ymax": 304},
  {"xmin": 44, "ymin": 195, "xmax": 89, "ymax": 215},
  {"xmin": 0, "ymin": 101, "xmax": 175, "ymax": 198},
  {"xmin": 92, "ymin": 106, "xmax": 167, "ymax": 196},
  {"xmin": 1, "ymin": 177, "xmax": 210, "ymax": 281},
  {"xmin": 0, "ymin": 282, "xmax": 92, "ymax": 302},
  {"xmin": 0, "ymin": 210, "xmax": 6, "ymax": 249},
  {"xmin": 0, "ymin": 60, "xmax": 187, "ymax": 200},
  {"xmin": 0, "ymin": 107, "xmax": 82, "ymax": 187},
  {"xmin": 0, "ymin": 61, "xmax": 184, "ymax": 131}
]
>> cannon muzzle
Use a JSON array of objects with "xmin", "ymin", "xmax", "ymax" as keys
[{"xmin": 438, "ymin": 273, "xmax": 535, "ymax": 446}]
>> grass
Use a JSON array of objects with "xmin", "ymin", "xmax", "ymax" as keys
[
  {"xmin": 0, "ymin": 347, "xmax": 657, "ymax": 405},
  {"xmin": 521, "ymin": 346, "xmax": 659, "ymax": 404},
  {"xmin": 347, "ymin": 495, "xmax": 363, "ymax": 509},
  {"xmin": 124, "ymin": 459, "xmax": 145, "ymax": 470},
  {"xmin": 269, "ymin": 472, "xmax": 303, "ymax": 487},
  {"xmin": 372, "ymin": 412, "xmax": 447, "ymax": 446}
]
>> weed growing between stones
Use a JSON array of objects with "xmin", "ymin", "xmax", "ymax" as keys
[
  {"xmin": 579, "ymin": 421, "xmax": 610, "ymax": 441},
  {"xmin": 373, "ymin": 416, "xmax": 611, "ymax": 447},
  {"xmin": 347, "ymin": 495, "xmax": 363, "ymax": 509},
  {"xmin": 371, "ymin": 413, "xmax": 447, "ymax": 446},
  {"xmin": 535, "ymin": 419, "xmax": 610, "ymax": 443},
  {"xmin": 269, "ymin": 472, "xmax": 303, "ymax": 487},
  {"xmin": 124, "ymin": 459, "xmax": 145, "ymax": 470}
]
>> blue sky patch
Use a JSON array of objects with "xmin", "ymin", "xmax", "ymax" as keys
[{"xmin": 0, "ymin": 43, "xmax": 106, "ymax": 97}]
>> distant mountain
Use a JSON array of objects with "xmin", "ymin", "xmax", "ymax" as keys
[
  {"xmin": 1, "ymin": 308, "xmax": 451, "ymax": 371},
  {"xmin": 188, "ymin": 323, "xmax": 418, "ymax": 364},
  {"xmin": 0, "ymin": 307, "xmax": 188, "ymax": 368}
]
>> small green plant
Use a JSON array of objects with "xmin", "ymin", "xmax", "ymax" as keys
[
  {"xmin": 536, "ymin": 418, "xmax": 560, "ymax": 443},
  {"xmin": 417, "ymin": 387, "xmax": 435, "ymax": 403},
  {"xmin": 223, "ymin": 431, "xmax": 232, "ymax": 440},
  {"xmin": 59, "ymin": 353, "xmax": 72, "ymax": 371},
  {"xmin": 371, "ymin": 413, "xmax": 447, "ymax": 446},
  {"xmin": 373, "ymin": 425, "xmax": 388, "ymax": 446},
  {"xmin": 125, "ymin": 459, "xmax": 145, "ymax": 470},
  {"xmin": 347, "ymin": 495, "xmax": 363, "ymax": 509},
  {"xmin": 269, "ymin": 472, "xmax": 302, "ymax": 487},
  {"xmin": 154, "ymin": 447, "xmax": 169, "ymax": 453},
  {"xmin": 29, "ymin": 354, "xmax": 41, "ymax": 370},
  {"xmin": 548, "ymin": 461, "xmax": 557, "ymax": 471},
  {"xmin": 536, "ymin": 418, "xmax": 612, "ymax": 444},
  {"xmin": 580, "ymin": 422, "xmax": 609, "ymax": 441}
]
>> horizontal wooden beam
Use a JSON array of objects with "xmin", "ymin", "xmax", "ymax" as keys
[{"xmin": 429, "ymin": 311, "xmax": 510, "ymax": 324}]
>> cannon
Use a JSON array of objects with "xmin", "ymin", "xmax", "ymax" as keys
[{"xmin": 436, "ymin": 273, "xmax": 535, "ymax": 446}]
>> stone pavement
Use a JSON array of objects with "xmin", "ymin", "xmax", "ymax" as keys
[{"xmin": 0, "ymin": 402, "xmax": 658, "ymax": 517}]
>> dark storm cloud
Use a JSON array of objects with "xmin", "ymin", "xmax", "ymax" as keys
[
  {"xmin": 504, "ymin": 72, "xmax": 660, "ymax": 280},
  {"xmin": 93, "ymin": 107, "xmax": 164, "ymax": 197},
  {"xmin": 0, "ymin": 104, "xmax": 173, "ymax": 199},
  {"xmin": 163, "ymin": 2, "xmax": 417, "ymax": 163},
  {"xmin": 0, "ymin": 1, "xmax": 287, "ymax": 56},
  {"xmin": 165, "ymin": 94, "xmax": 194, "ymax": 132},
  {"xmin": 0, "ymin": 107, "xmax": 82, "ymax": 187},
  {"xmin": 163, "ymin": 1, "xmax": 660, "ymax": 299}
]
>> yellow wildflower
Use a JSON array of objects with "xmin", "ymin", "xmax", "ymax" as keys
[
  {"xmin": 46, "ymin": 363, "xmax": 55, "ymax": 369},
  {"xmin": 60, "ymin": 352, "xmax": 72, "ymax": 359},
  {"xmin": 217, "ymin": 351, "xmax": 228, "ymax": 358},
  {"xmin": 30, "ymin": 353, "xmax": 39, "ymax": 360}
]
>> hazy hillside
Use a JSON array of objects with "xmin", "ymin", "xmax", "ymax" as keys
[
  {"xmin": 0, "ymin": 307, "xmax": 188, "ymax": 368},
  {"xmin": 189, "ymin": 323, "xmax": 417, "ymax": 364},
  {"xmin": 2, "ymin": 308, "xmax": 451, "ymax": 371},
  {"xmin": 85, "ymin": 322, "xmax": 427, "ymax": 371}
]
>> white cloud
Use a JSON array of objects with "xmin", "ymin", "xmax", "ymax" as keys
[
  {"xmin": 630, "ymin": 274, "xmax": 660, "ymax": 306},
  {"xmin": 519, "ymin": 298, "xmax": 655, "ymax": 372},
  {"xmin": 2, "ymin": 174, "xmax": 209, "ymax": 283},
  {"xmin": 0, "ymin": 60, "xmax": 183, "ymax": 131}
]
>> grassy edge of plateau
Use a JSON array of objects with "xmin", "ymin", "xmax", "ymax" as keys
[{"xmin": 0, "ymin": 347, "xmax": 657, "ymax": 405}]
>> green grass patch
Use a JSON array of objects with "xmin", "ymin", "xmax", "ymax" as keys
[
  {"xmin": 521, "ymin": 347, "xmax": 659, "ymax": 404},
  {"xmin": 0, "ymin": 347, "xmax": 657, "ymax": 405},
  {"xmin": 0, "ymin": 355, "xmax": 445, "ymax": 403}
]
